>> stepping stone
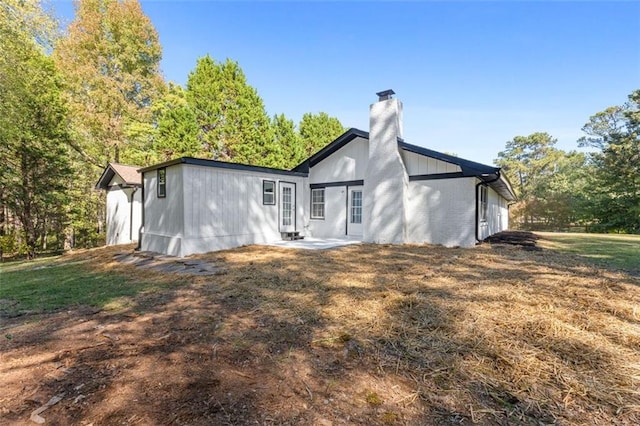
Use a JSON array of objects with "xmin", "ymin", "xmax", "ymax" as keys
[{"xmin": 153, "ymin": 263, "xmax": 187, "ymax": 274}]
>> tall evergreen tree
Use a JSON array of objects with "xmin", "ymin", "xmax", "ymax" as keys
[
  {"xmin": 0, "ymin": 0, "xmax": 73, "ymax": 257},
  {"xmin": 298, "ymin": 112, "xmax": 345, "ymax": 157},
  {"xmin": 271, "ymin": 113, "xmax": 303, "ymax": 169},
  {"xmin": 153, "ymin": 83, "xmax": 200, "ymax": 161},
  {"xmin": 495, "ymin": 133, "xmax": 567, "ymax": 229},
  {"xmin": 185, "ymin": 56, "xmax": 277, "ymax": 166},
  {"xmin": 579, "ymin": 90, "xmax": 640, "ymax": 233}
]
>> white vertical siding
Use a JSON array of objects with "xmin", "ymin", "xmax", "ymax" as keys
[
  {"xmin": 131, "ymin": 188, "xmax": 142, "ymax": 242},
  {"xmin": 309, "ymin": 137, "xmax": 369, "ymax": 184},
  {"xmin": 400, "ymin": 150, "xmax": 461, "ymax": 175},
  {"xmin": 143, "ymin": 164, "xmax": 306, "ymax": 256},
  {"xmin": 478, "ymin": 185, "xmax": 510, "ymax": 240},
  {"xmin": 141, "ymin": 165, "xmax": 185, "ymax": 256},
  {"xmin": 406, "ymin": 177, "xmax": 476, "ymax": 247},
  {"xmin": 106, "ymin": 186, "xmax": 132, "ymax": 245},
  {"xmin": 306, "ymin": 186, "xmax": 347, "ymax": 238}
]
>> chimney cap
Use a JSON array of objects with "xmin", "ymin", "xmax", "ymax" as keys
[{"xmin": 376, "ymin": 89, "xmax": 395, "ymax": 101}]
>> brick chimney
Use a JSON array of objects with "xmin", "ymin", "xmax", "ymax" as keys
[{"xmin": 363, "ymin": 90, "xmax": 409, "ymax": 243}]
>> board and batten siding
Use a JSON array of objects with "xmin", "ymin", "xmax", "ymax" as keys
[
  {"xmin": 106, "ymin": 187, "xmax": 131, "ymax": 245},
  {"xmin": 105, "ymin": 180, "xmax": 142, "ymax": 246},
  {"xmin": 400, "ymin": 150, "xmax": 462, "ymax": 175},
  {"xmin": 143, "ymin": 163, "xmax": 306, "ymax": 257},
  {"xmin": 309, "ymin": 137, "xmax": 368, "ymax": 184},
  {"xmin": 478, "ymin": 185, "xmax": 509, "ymax": 241},
  {"xmin": 306, "ymin": 186, "xmax": 347, "ymax": 238},
  {"xmin": 406, "ymin": 177, "xmax": 477, "ymax": 247},
  {"xmin": 305, "ymin": 136, "xmax": 368, "ymax": 239},
  {"xmin": 142, "ymin": 164, "xmax": 185, "ymax": 256}
]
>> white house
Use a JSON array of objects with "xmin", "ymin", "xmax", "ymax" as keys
[
  {"xmin": 99, "ymin": 90, "xmax": 516, "ymax": 256},
  {"xmin": 95, "ymin": 163, "xmax": 143, "ymax": 245}
]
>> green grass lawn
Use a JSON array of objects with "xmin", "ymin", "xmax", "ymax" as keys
[
  {"xmin": 0, "ymin": 257, "xmax": 162, "ymax": 316},
  {"xmin": 537, "ymin": 232, "xmax": 640, "ymax": 274}
]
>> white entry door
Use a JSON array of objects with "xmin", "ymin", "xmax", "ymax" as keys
[
  {"xmin": 347, "ymin": 187, "xmax": 363, "ymax": 237},
  {"xmin": 279, "ymin": 182, "xmax": 296, "ymax": 233}
]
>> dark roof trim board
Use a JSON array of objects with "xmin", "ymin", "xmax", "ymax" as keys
[
  {"xmin": 139, "ymin": 157, "xmax": 308, "ymax": 178},
  {"xmin": 293, "ymin": 128, "xmax": 516, "ymax": 201},
  {"xmin": 409, "ymin": 172, "xmax": 468, "ymax": 181},
  {"xmin": 310, "ymin": 179, "xmax": 364, "ymax": 189},
  {"xmin": 292, "ymin": 128, "xmax": 368, "ymax": 173},
  {"xmin": 398, "ymin": 141, "xmax": 499, "ymax": 175}
]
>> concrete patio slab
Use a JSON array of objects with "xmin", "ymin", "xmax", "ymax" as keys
[{"xmin": 261, "ymin": 237, "xmax": 362, "ymax": 250}]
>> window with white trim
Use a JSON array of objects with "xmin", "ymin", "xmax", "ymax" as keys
[
  {"xmin": 157, "ymin": 168, "xmax": 166, "ymax": 198},
  {"xmin": 311, "ymin": 188, "xmax": 325, "ymax": 219},
  {"xmin": 263, "ymin": 180, "xmax": 275, "ymax": 205},
  {"xmin": 350, "ymin": 190, "xmax": 362, "ymax": 224},
  {"xmin": 480, "ymin": 185, "xmax": 488, "ymax": 222}
]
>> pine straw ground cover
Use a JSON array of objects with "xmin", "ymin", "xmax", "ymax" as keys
[{"xmin": 1, "ymin": 242, "xmax": 639, "ymax": 425}]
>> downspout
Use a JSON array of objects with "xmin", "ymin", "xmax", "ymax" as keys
[
  {"xmin": 136, "ymin": 173, "xmax": 145, "ymax": 251},
  {"xmin": 475, "ymin": 171, "xmax": 501, "ymax": 244},
  {"xmin": 129, "ymin": 187, "xmax": 138, "ymax": 243}
]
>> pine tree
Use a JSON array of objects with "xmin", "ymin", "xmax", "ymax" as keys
[
  {"xmin": 154, "ymin": 83, "xmax": 200, "ymax": 161},
  {"xmin": 272, "ymin": 114, "xmax": 304, "ymax": 169},
  {"xmin": 299, "ymin": 112, "xmax": 345, "ymax": 157},
  {"xmin": 185, "ymin": 56, "xmax": 277, "ymax": 166},
  {"xmin": 579, "ymin": 91, "xmax": 640, "ymax": 233}
]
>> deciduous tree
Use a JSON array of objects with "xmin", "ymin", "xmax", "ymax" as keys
[
  {"xmin": 54, "ymin": 0, "xmax": 163, "ymax": 165},
  {"xmin": 0, "ymin": 0, "xmax": 73, "ymax": 257}
]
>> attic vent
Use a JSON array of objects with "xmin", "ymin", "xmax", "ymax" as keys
[{"xmin": 376, "ymin": 89, "xmax": 395, "ymax": 101}]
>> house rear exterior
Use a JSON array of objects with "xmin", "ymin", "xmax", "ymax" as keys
[{"xmin": 101, "ymin": 90, "xmax": 516, "ymax": 257}]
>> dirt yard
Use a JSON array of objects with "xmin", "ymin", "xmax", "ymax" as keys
[{"xmin": 1, "ymin": 239, "xmax": 639, "ymax": 425}]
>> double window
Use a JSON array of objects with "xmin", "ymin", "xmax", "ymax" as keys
[
  {"xmin": 263, "ymin": 180, "xmax": 275, "ymax": 205},
  {"xmin": 157, "ymin": 168, "xmax": 166, "ymax": 198},
  {"xmin": 311, "ymin": 188, "xmax": 325, "ymax": 219}
]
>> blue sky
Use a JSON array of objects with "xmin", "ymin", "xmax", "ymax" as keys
[{"xmin": 52, "ymin": 1, "xmax": 639, "ymax": 166}]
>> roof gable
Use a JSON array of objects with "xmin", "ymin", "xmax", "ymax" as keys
[
  {"xmin": 293, "ymin": 128, "xmax": 516, "ymax": 201},
  {"xmin": 95, "ymin": 163, "xmax": 142, "ymax": 190}
]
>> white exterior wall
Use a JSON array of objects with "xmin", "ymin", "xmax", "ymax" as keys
[
  {"xmin": 142, "ymin": 163, "xmax": 306, "ymax": 257},
  {"xmin": 105, "ymin": 177, "xmax": 142, "ymax": 246},
  {"xmin": 306, "ymin": 186, "xmax": 347, "ymax": 238},
  {"xmin": 141, "ymin": 164, "xmax": 185, "ymax": 256},
  {"xmin": 131, "ymin": 189, "xmax": 142, "ymax": 242},
  {"xmin": 309, "ymin": 137, "xmax": 368, "ymax": 183},
  {"xmin": 305, "ymin": 137, "xmax": 368, "ymax": 239},
  {"xmin": 106, "ymin": 187, "xmax": 132, "ymax": 245},
  {"xmin": 478, "ymin": 185, "xmax": 510, "ymax": 241},
  {"xmin": 406, "ymin": 177, "xmax": 477, "ymax": 248},
  {"xmin": 400, "ymin": 150, "xmax": 461, "ymax": 175}
]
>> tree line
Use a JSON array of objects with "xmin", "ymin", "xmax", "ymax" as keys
[
  {"xmin": 496, "ymin": 90, "xmax": 639, "ymax": 234},
  {"xmin": 0, "ymin": 0, "xmax": 344, "ymax": 258},
  {"xmin": 1, "ymin": 1, "xmax": 637, "ymax": 258}
]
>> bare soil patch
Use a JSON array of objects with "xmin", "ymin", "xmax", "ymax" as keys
[{"xmin": 1, "ymin": 243, "xmax": 639, "ymax": 425}]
